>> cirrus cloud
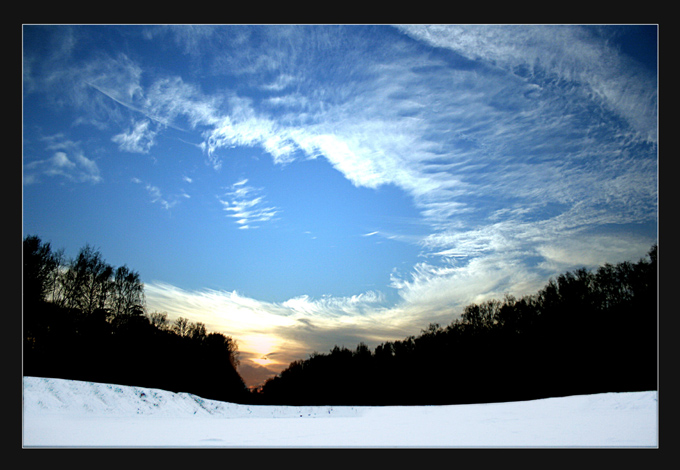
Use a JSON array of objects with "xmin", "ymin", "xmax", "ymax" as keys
[
  {"xmin": 219, "ymin": 179, "xmax": 279, "ymax": 229},
  {"xmin": 24, "ymin": 135, "xmax": 101, "ymax": 185},
  {"xmin": 24, "ymin": 25, "xmax": 657, "ymax": 389}
]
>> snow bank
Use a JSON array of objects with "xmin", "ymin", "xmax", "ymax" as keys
[
  {"xmin": 22, "ymin": 376, "xmax": 360, "ymax": 419},
  {"xmin": 22, "ymin": 377, "xmax": 658, "ymax": 448}
]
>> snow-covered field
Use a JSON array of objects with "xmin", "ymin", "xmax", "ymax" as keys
[{"xmin": 22, "ymin": 376, "xmax": 658, "ymax": 448}]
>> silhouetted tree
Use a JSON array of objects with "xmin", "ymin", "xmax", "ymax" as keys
[
  {"xmin": 205, "ymin": 332, "xmax": 240, "ymax": 368},
  {"xmin": 110, "ymin": 265, "xmax": 145, "ymax": 319},
  {"xmin": 23, "ymin": 235, "xmax": 251, "ymax": 404},
  {"xmin": 188, "ymin": 321, "xmax": 207, "ymax": 343},
  {"xmin": 23, "ymin": 235, "xmax": 60, "ymax": 305},
  {"xmin": 173, "ymin": 316, "xmax": 190, "ymax": 337},
  {"xmin": 148, "ymin": 311, "xmax": 169, "ymax": 330},
  {"xmin": 60, "ymin": 244, "xmax": 114, "ymax": 315},
  {"xmin": 259, "ymin": 246, "xmax": 657, "ymax": 406}
]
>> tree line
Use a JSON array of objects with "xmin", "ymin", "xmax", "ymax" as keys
[
  {"xmin": 23, "ymin": 235, "xmax": 249, "ymax": 403},
  {"xmin": 256, "ymin": 245, "xmax": 657, "ymax": 406},
  {"xmin": 24, "ymin": 234, "xmax": 657, "ymax": 406}
]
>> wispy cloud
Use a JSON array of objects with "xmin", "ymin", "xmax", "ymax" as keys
[
  {"xmin": 219, "ymin": 179, "xmax": 279, "ymax": 229},
  {"xmin": 24, "ymin": 135, "xmax": 101, "ymax": 185},
  {"xmin": 61, "ymin": 24, "xmax": 654, "ymax": 291},
  {"xmin": 145, "ymin": 184, "xmax": 175, "ymax": 211},
  {"xmin": 25, "ymin": 26, "xmax": 657, "ymax": 385},
  {"xmin": 389, "ymin": 254, "xmax": 542, "ymax": 314},
  {"xmin": 132, "ymin": 178, "xmax": 182, "ymax": 211},
  {"xmin": 395, "ymin": 24, "xmax": 657, "ymax": 144},
  {"xmin": 112, "ymin": 119, "xmax": 158, "ymax": 153},
  {"xmin": 145, "ymin": 281, "xmax": 415, "ymax": 379}
]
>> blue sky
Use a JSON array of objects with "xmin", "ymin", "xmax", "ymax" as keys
[{"xmin": 23, "ymin": 25, "xmax": 658, "ymax": 387}]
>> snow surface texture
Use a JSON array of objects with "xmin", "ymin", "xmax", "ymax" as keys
[{"xmin": 23, "ymin": 377, "xmax": 658, "ymax": 448}]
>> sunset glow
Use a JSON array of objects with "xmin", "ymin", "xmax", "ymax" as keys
[{"xmin": 23, "ymin": 25, "xmax": 658, "ymax": 388}]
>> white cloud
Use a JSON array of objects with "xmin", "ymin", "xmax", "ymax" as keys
[
  {"xmin": 25, "ymin": 27, "xmax": 657, "ymax": 369},
  {"xmin": 144, "ymin": 76, "xmax": 219, "ymax": 131},
  {"xmin": 112, "ymin": 119, "xmax": 157, "ymax": 153},
  {"xmin": 261, "ymin": 73, "xmax": 296, "ymax": 92},
  {"xmin": 395, "ymin": 24, "xmax": 657, "ymax": 144},
  {"xmin": 536, "ymin": 233, "xmax": 655, "ymax": 273},
  {"xmin": 389, "ymin": 251, "xmax": 552, "ymax": 320},
  {"xmin": 169, "ymin": 25, "xmax": 654, "ymax": 329},
  {"xmin": 132, "ymin": 178, "xmax": 185, "ymax": 211},
  {"xmin": 144, "ymin": 184, "xmax": 176, "ymax": 211},
  {"xmin": 281, "ymin": 291, "xmax": 386, "ymax": 318},
  {"xmin": 144, "ymin": 281, "xmax": 408, "ymax": 370},
  {"xmin": 219, "ymin": 179, "xmax": 279, "ymax": 229},
  {"xmin": 24, "ymin": 136, "xmax": 101, "ymax": 185}
]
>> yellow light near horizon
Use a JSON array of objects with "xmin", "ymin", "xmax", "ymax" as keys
[
  {"xmin": 251, "ymin": 357, "xmax": 273, "ymax": 367},
  {"xmin": 239, "ymin": 334, "xmax": 281, "ymax": 364}
]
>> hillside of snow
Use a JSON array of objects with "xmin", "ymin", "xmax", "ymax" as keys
[{"xmin": 22, "ymin": 377, "xmax": 657, "ymax": 448}]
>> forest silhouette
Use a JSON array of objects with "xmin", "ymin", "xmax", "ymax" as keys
[
  {"xmin": 22, "ymin": 235, "xmax": 249, "ymax": 403},
  {"xmin": 23, "ymin": 235, "xmax": 657, "ymax": 406}
]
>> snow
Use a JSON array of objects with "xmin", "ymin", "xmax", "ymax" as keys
[{"xmin": 22, "ymin": 376, "xmax": 658, "ymax": 448}]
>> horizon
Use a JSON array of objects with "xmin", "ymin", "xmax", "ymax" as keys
[{"xmin": 23, "ymin": 25, "xmax": 658, "ymax": 388}]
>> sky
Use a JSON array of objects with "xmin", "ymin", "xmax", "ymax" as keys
[{"xmin": 22, "ymin": 24, "xmax": 658, "ymax": 388}]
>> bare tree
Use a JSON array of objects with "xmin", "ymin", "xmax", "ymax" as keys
[
  {"xmin": 148, "ymin": 311, "xmax": 168, "ymax": 330},
  {"xmin": 46, "ymin": 248, "xmax": 66, "ymax": 304},
  {"xmin": 110, "ymin": 265, "xmax": 145, "ymax": 318},
  {"xmin": 188, "ymin": 321, "xmax": 207, "ymax": 342},
  {"xmin": 173, "ymin": 316, "xmax": 189, "ymax": 337},
  {"xmin": 61, "ymin": 244, "xmax": 113, "ymax": 315},
  {"xmin": 23, "ymin": 235, "xmax": 60, "ymax": 304}
]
